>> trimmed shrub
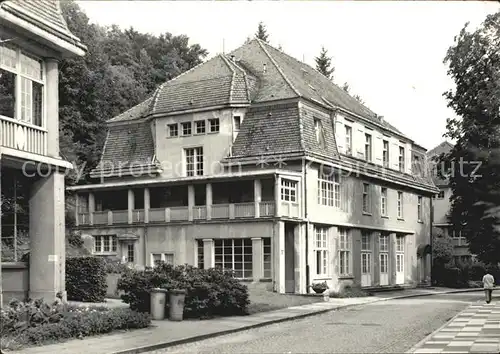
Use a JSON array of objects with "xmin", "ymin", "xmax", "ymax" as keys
[
  {"xmin": 118, "ymin": 264, "xmax": 250, "ymax": 319},
  {"xmin": 1, "ymin": 298, "xmax": 150, "ymax": 350},
  {"xmin": 66, "ymin": 257, "xmax": 107, "ymax": 302}
]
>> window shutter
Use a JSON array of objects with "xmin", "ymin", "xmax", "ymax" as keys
[
  {"xmin": 335, "ymin": 121, "xmax": 344, "ymax": 151},
  {"xmin": 334, "ymin": 235, "xmax": 340, "ymax": 273},
  {"xmin": 375, "ymin": 133, "xmax": 383, "ymax": 164},
  {"xmin": 391, "ymin": 141, "xmax": 399, "ymax": 170},
  {"xmin": 356, "ymin": 129, "xmax": 364, "ymax": 158}
]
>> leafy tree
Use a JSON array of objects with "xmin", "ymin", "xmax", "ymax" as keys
[
  {"xmin": 342, "ymin": 82, "xmax": 350, "ymax": 92},
  {"xmin": 59, "ymin": 1, "xmax": 208, "ymax": 183},
  {"xmin": 255, "ymin": 21, "xmax": 269, "ymax": 42},
  {"xmin": 432, "ymin": 232, "xmax": 454, "ymax": 267},
  {"xmin": 440, "ymin": 11, "xmax": 500, "ymax": 264},
  {"xmin": 315, "ymin": 46, "xmax": 334, "ymax": 79}
]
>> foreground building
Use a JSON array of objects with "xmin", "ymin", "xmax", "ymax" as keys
[
  {"xmin": 0, "ymin": 0, "xmax": 86, "ymax": 304},
  {"xmin": 69, "ymin": 39, "xmax": 438, "ymax": 293},
  {"xmin": 427, "ymin": 141, "xmax": 472, "ymax": 263}
]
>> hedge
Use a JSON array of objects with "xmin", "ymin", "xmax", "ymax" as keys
[
  {"xmin": 118, "ymin": 264, "xmax": 250, "ymax": 319},
  {"xmin": 0, "ymin": 298, "xmax": 150, "ymax": 350},
  {"xmin": 66, "ymin": 257, "xmax": 107, "ymax": 302}
]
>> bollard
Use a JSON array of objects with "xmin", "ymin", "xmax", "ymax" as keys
[
  {"xmin": 150, "ymin": 288, "xmax": 168, "ymax": 320},
  {"xmin": 169, "ymin": 289, "xmax": 187, "ymax": 321}
]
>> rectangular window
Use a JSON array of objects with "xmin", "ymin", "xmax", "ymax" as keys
[
  {"xmin": 399, "ymin": 146, "xmax": 405, "ymax": 172},
  {"xmin": 338, "ymin": 228, "xmax": 351, "ymax": 276},
  {"xmin": 362, "ymin": 183, "xmax": 371, "ymax": 213},
  {"xmin": 435, "ymin": 190, "xmax": 445, "ymax": 199},
  {"xmin": 151, "ymin": 253, "xmax": 174, "ymax": 267},
  {"xmin": 381, "ymin": 187, "xmax": 388, "ymax": 216},
  {"xmin": 365, "ymin": 133, "xmax": 372, "ymax": 161},
  {"xmin": 263, "ymin": 238, "xmax": 271, "ymax": 278},
  {"xmin": 197, "ymin": 240, "xmax": 204, "ymax": 269},
  {"xmin": 209, "ymin": 118, "xmax": 220, "ymax": 133},
  {"xmin": 167, "ymin": 123, "xmax": 178, "ymax": 137},
  {"xmin": 214, "ymin": 239, "xmax": 253, "ymax": 279},
  {"xmin": 195, "ymin": 120, "xmax": 206, "ymax": 134},
  {"xmin": 345, "ymin": 125, "xmax": 352, "ymax": 155},
  {"xmin": 397, "ymin": 191, "xmax": 403, "ymax": 219},
  {"xmin": 361, "ymin": 231, "xmax": 371, "ymax": 251},
  {"xmin": 233, "ymin": 115, "xmax": 241, "ymax": 131},
  {"xmin": 185, "ymin": 147, "xmax": 203, "ymax": 176},
  {"xmin": 417, "ymin": 196, "xmax": 422, "ymax": 221},
  {"xmin": 0, "ymin": 46, "xmax": 44, "ymax": 126},
  {"xmin": 314, "ymin": 227, "xmax": 328, "ymax": 275},
  {"xmin": 317, "ymin": 169, "xmax": 340, "ymax": 207},
  {"xmin": 379, "ymin": 233, "xmax": 389, "ymax": 252},
  {"xmin": 413, "ymin": 155, "xmax": 421, "ymax": 175},
  {"xmin": 181, "ymin": 122, "xmax": 192, "ymax": 136},
  {"xmin": 383, "ymin": 140, "xmax": 389, "ymax": 167},
  {"xmin": 281, "ymin": 179, "xmax": 297, "ymax": 202},
  {"xmin": 93, "ymin": 235, "xmax": 117, "ymax": 254},
  {"xmin": 396, "ymin": 235, "xmax": 404, "ymax": 252},
  {"xmin": 127, "ymin": 244, "xmax": 135, "ymax": 263}
]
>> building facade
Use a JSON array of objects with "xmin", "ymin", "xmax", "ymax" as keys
[
  {"xmin": 427, "ymin": 141, "xmax": 472, "ymax": 263},
  {"xmin": 70, "ymin": 39, "xmax": 438, "ymax": 294},
  {"xmin": 0, "ymin": 0, "xmax": 86, "ymax": 304}
]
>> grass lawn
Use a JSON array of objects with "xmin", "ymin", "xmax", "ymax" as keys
[{"xmin": 247, "ymin": 287, "xmax": 323, "ymax": 314}]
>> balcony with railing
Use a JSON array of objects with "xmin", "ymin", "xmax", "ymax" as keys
[{"xmin": 75, "ymin": 179, "xmax": 278, "ymax": 227}]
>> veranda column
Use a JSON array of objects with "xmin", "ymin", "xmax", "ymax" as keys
[
  {"xmin": 254, "ymin": 179, "xmax": 262, "ymax": 218},
  {"xmin": 144, "ymin": 188, "xmax": 150, "ymax": 223},
  {"xmin": 127, "ymin": 189, "xmax": 134, "ymax": 224},
  {"xmin": 46, "ymin": 59, "xmax": 59, "ymax": 157},
  {"xmin": 206, "ymin": 183, "xmax": 212, "ymax": 220},
  {"xmin": 251, "ymin": 238, "xmax": 263, "ymax": 281},
  {"xmin": 88, "ymin": 192, "xmax": 95, "ymax": 225},
  {"xmin": 202, "ymin": 239, "xmax": 214, "ymax": 269},
  {"xmin": 188, "ymin": 185, "xmax": 195, "ymax": 221},
  {"xmin": 389, "ymin": 233, "xmax": 397, "ymax": 285},
  {"xmin": 29, "ymin": 171, "xmax": 66, "ymax": 301}
]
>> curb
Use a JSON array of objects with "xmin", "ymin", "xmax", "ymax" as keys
[
  {"xmin": 404, "ymin": 300, "xmax": 481, "ymax": 353},
  {"xmin": 111, "ymin": 288, "xmax": 484, "ymax": 354}
]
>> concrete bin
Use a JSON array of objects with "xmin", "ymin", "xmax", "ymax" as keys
[
  {"xmin": 150, "ymin": 288, "xmax": 168, "ymax": 320},
  {"xmin": 169, "ymin": 289, "xmax": 186, "ymax": 321}
]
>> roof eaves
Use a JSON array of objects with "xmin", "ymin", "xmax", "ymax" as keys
[{"xmin": 255, "ymin": 38, "xmax": 301, "ymax": 98}]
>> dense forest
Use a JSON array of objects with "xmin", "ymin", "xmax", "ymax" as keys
[{"xmin": 59, "ymin": 1, "xmax": 208, "ymax": 183}]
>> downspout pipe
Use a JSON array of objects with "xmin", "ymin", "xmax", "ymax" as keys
[
  {"xmin": 303, "ymin": 158, "xmax": 310, "ymax": 293},
  {"xmin": 430, "ymin": 196, "xmax": 434, "ymax": 286}
]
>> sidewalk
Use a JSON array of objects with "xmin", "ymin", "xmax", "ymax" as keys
[
  {"xmin": 408, "ymin": 300, "xmax": 500, "ymax": 353},
  {"xmin": 11, "ymin": 287, "xmax": 483, "ymax": 354}
]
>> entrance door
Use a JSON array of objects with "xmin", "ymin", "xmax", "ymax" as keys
[
  {"xmin": 284, "ymin": 223, "xmax": 295, "ymax": 293},
  {"xmin": 361, "ymin": 252, "xmax": 372, "ymax": 287},
  {"xmin": 396, "ymin": 254, "xmax": 404, "ymax": 284},
  {"xmin": 379, "ymin": 253, "xmax": 389, "ymax": 286}
]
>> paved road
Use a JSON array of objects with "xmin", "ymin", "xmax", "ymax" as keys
[{"xmin": 147, "ymin": 292, "xmax": 487, "ymax": 354}]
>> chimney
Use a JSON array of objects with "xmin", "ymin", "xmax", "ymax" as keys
[
  {"xmin": 379, "ymin": 115, "xmax": 384, "ymax": 123},
  {"xmin": 230, "ymin": 55, "xmax": 236, "ymax": 62},
  {"xmin": 263, "ymin": 63, "xmax": 267, "ymax": 73}
]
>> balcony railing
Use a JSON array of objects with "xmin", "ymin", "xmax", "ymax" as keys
[
  {"xmin": 0, "ymin": 117, "xmax": 47, "ymax": 156},
  {"xmin": 451, "ymin": 237, "xmax": 468, "ymax": 247},
  {"xmin": 77, "ymin": 201, "xmax": 276, "ymax": 226}
]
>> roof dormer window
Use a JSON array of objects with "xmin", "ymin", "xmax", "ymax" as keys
[{"xmin": 314, "ymin": 118, "xmax": 325, "ymax": 148}]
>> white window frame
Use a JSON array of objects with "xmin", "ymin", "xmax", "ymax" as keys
[
  {"xmin": 93, "ymin": 235, "xmax": 117, "ymax": 255},
  {"xmin": 195, "ymin": 120, "xmax": 206, "ymax": 134},
  {"xmin": 417, "ymin": 196, "xmax": 422, "ymax": 221},
  {"xmin": 382, "ymin": 140, "xmax": 389, "ymax": 167},
  {"xmin": 314, "ymin": 227, "xmax": 328, "ymax": 276},
  {"xmin": 365, "ymin": 133, "xmax": 372, "ymax": 161},
  {"xmin": 181, "ymin": 121, "xmax": 192, "ymax": 136},
  {"xmin": 381, "ymin": 187, "xmax": 388, "ymax": 216},
  {"xmin": 281, "ymin": 178, "xmax": 297, "ymax": 202},
  {"xmin": 167, "ymin": 123, "xmax": 178, "ymax": 137},
  {"xmin": 209, "ymin": 118, "xmax": 220, "ymax": 133},
  {"xmin": 361, "ymin": 231, "xmax": 371, "ymax": 251},
  {"xmin": 338, "ymin": 228, "xmax": 352, "ymax": 277},
  {"xmin": 397, "ymin": 191, "xmax": 404, "ymax": 219},
  {"xmin": 435, "ymin": 190, "xmax": 445, "ymax": 199},
  {"xmin": 317, "ymin": 169, "xmax": 340, "ymax": 208},
  {"xmin": 233, "ymin": 115, "xmax": 241, "ymax": 132},
  {"xmin": 214, "ymin": 238, "xmax": 253, "ymax": 279},
  {"xmin": 362, "ymin": 183, "xmax": 371, "ymax": 214},
  {"xmin": 150, "ymin": 252, "xmax": 174, "ymax": 267},
  {"xmin": 0, "ymin": 44, "xmax": 45, "ymax": 128},
  {"xmin": 127, "ymin": 243, "xmax": 135, "ymax": 263},
  {"xmin": 399, "ymin": 146, "xmax": 405, "ymax": 172},
  {"xmin": 345, "ymin": 125, "xmax": 352, "ymax": 155},
  {"xmin": 396, "ymin": 235, "xmax": 404, "ymax": 253},
  {"xmin": 184, "ymin": 147, "xmax": 203, "ymax": 176},
  {"xmin": 379, "ymin": 233, "xmax": 389, "ymax": 252},
  {"xmin": 263, "ymin": 237, "xmax": 272, "ymax": 278}
]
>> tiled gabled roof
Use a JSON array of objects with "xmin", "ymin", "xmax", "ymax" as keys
[
  {"xmin": 427, "ymin": 140, "xmax": 454, "ymax": 186},
  {"xmin": 90, "ymin": 122, "xmax": 160, "ymax": 178},
  {"xmin": 0, "ymin": 0, "xmax": 86, "ymax": 54}
]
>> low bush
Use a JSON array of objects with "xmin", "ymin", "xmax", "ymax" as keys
[
  {"xmin": 118, "ymin": 264, "xmax": 250, "ymax": 319},
  {"xmin": 103, "ymin": 257, "xmax": 130, "ymax": 274},
  {"xmin": 330, "ymin": 284, "xmax": 371, "ymax": 298},
  {"xmin": 66, "ymin": 257, "xmax": 107, "ymax": 302},
  {"xmin": 1, "ymin": 298, "xmax": 150, "ymax": 350}
]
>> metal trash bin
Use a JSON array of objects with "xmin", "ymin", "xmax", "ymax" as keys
[
  {"xmin": 169, "ymin": 289, "xmax": 186, "ymax": 321},
  {"xmin": 150, "ymin": 288, "xmax": 168, "ymax": 320}
]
